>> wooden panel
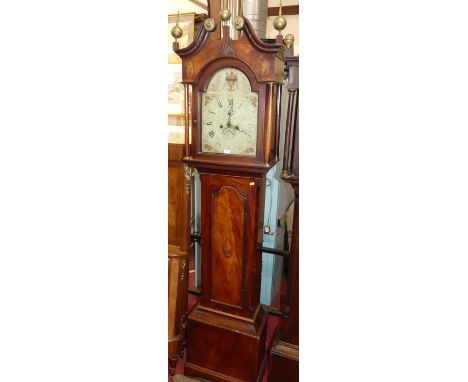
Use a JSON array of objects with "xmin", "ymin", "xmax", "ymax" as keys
[
  {"xmin": 210, "ymin": 186, "xmax": 246, "ymax": 307},
  {"xmin": 168, "ymin": 164, "xmax": 180, "ymax": 245},
  {"xmin": 269, "ymin": 338, "xmax": 299, "ymax": 382},
  {"xmin": 168, "ymin": 144, "xmax": 191, "ymax": 251},
  {"xmin": 168, "ymin": 245, "xmax": 189, "ymax": 375},
  {"xmin": 200, "ymin": 173, "xmax": 265, "ymax": 318},
  {"xmin": 291, "ymin": 97, "xmax": 299, "ymax": 177},
  {"xmin": 186, "ymin": 305, "xmax": 267, "ymax": 381},
  {"xmin": 168, "ymin": 144, "xmax": 184, "ymax": 161},
  {"xmin": 268, "ymin": 5, "xmax": 299, "ymax": 16}
]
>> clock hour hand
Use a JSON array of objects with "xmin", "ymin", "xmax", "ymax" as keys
[
  {"xmin": 230, "ymin": 102, "xmax": 243, "ymax": 116},
  {"xmin": 234, "ymin": 125, "xmax": 250, "ymax": 136},
  {"xmin": 215, "ymin": 95, "xmax": 223, "ymax": 108},
  {"xmin": 222, "ymin": 117, "xmax": 249, "ymax": 137}
]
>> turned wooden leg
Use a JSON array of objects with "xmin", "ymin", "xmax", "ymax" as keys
[
  {"xmin": 179, "ymin": 313, "xmax": 187, "ymax": 358},
  {"xmin": 168, "ymin": 355, "xmax": 178, "ymax": 376}
]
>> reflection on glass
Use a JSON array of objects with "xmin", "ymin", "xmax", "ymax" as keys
[
  {"xmin": 189, "ymin": 171, "xmax": 202, "ymax": 291},
  {"xmin": 260, "ymin": 199, "xmax": 295, "ymax": 310},
  {"xmin": 187, "ymin": 242, "xmax": 201, "ymax": 291},
  {"xmin": 284, "ymin": 199, "xmax": 295, "ymax": 253}
]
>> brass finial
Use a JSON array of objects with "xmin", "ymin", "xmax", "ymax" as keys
[
  {"xmin": 233, "ymin": 16, "xmax": 245, "ymax": 30},
  {"xmin": 283, "ymin": 34, "xmax": 294, "ymax": 48},
  {"xmin": 171, "ymin": 11, "xmax": 183, "ymax": 40},
  {"xmin": 219, "ymin": 8, "xmax": 232, "ymax": 22},
  {"xmin": 273, "ymin": 1, "xmax": 287, "ymax": 34},
  {"xmin": 204, "ymin": 18, "xmax": 217, "ymax": 32}
]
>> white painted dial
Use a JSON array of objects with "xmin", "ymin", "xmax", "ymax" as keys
[{"xmin": 200, "ymin": 68, "xmax": 258, "ymax": 156}]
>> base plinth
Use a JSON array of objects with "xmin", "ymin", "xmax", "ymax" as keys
[
  {"xmin": 268, "ymin": 328, "xmax": 299, "ymax": 382},
  {"xmin": 185, "ymin": 305, "xmax": 267, "ymax": 382}
]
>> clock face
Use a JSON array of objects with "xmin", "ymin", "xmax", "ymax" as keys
[{"xmin": 200, "ymin": 68, "xmax": 258, "ymax": 156}]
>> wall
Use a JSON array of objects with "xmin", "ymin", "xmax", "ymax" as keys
[
  {"xmin": 266, "ymin": 0, "xmax": 299, "ymax": 54},
  {"xmin": 167, "ymin": 0, "xmax": 207, "ymax": 15}
]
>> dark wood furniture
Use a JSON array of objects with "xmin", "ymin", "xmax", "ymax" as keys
[
  {"xmin": 168, "ymin": 143, "xmax": 191, "ymax": 252},
  {"xmin": 168, "ymin": 144, "xmax": 191, "ymax": 375},
  {"xmin": 269, "ymin": 54, "xmax": 299, "ymax": 382},
  {"xmin": 168, "ymin": 245, "xmax": 189, "ymax": 376},
  {"xmin": 173, "ymin": 15, "xmax": 285, "ymax": 382}
]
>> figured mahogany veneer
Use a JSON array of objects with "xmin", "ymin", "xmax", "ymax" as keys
[
  {"xmin": 186, "ymin": 307, "xmax": 267, "ymax": 382},
  {"xmin": 200, "ymin": 174, "xmax": 264, "ymax": 318},
  {"xmin": 210, "ymin": 186, "xmax": 245, "ymax": 307}
]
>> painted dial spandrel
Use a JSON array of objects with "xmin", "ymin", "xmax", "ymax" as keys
[{"xmin": 201, "ymin": 68, "xmax": 258, "ymax": 156}]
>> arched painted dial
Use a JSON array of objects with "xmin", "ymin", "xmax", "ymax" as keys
[{"xmin": 201, "ymin": 68, "xmax": 258, "ymax": 156}]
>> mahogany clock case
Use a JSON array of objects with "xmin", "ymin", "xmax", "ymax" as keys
[
  {"xmin": 186, "ymin": 298, "xmax": 267, "ymax": 382},
  {"xmin": 185, "ymin": 172, "xmax": 268, "ymax": 381},
  {"xmin": 172, "ymin": 18, "xmax": 286, "ymax": 382},
  {"xmin": 174, "ymin": 22, "xmax": 285, "ymax": 174}
]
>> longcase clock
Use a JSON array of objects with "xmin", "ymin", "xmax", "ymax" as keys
[
  {"xmin": 173, "ymin": 12, "xmax": 285, "ymax": 382},
  {"xmin": 269, "ymin": 45, "xmax": 299, "ymax": 382}
]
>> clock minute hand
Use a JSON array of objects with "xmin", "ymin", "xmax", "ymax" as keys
[{"xmin": 234, "ymin": 124, "xmax": 249, "ymax": 136}]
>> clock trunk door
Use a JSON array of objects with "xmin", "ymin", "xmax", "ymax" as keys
[{"xmin": 200, "ymin": 173, "xmax": 262, "ymax": 318}]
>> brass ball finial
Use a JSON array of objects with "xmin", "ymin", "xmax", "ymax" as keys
[
  {"xmin": 283, "ymin": 34, "xmax": 294, "ymax": 48},
  {"xmin": 171, "ymin": 24, "xmax": 183, "ymax": 39},
  {"xmin": 233, "ymin": 16, "xmax": 245, "ymax": 30},
  {"xmin": 273, "ymin": 15, "xmax": 287, "ymax": 32},
  {"xmin": 171, "ymin": 11, "xmax": 183, "ymax": 40},
  {"xmin": 273, "ymin": 0, "xmax": 287, "ymax": 33},
  {"xmin": 204, "ymin": 18, "xmax": 216, "ymax": 32},
  {"xmin": 219, "ymin": 8, "xmax": 231, "ymax": 22}
]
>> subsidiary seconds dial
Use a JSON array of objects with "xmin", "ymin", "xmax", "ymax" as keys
[{"xmin": 201, "ymin": 68, "xmax": 258, "ymax": 156}]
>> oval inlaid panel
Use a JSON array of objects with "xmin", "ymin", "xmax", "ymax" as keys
[{"xmin": 210, "ymin": 186, "xmax": 246, "ymax": 307}]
